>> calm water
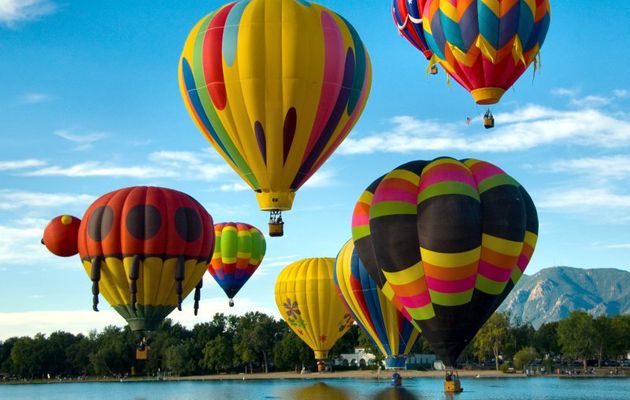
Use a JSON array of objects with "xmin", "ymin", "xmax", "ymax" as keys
[{"xmin": 1, "ymin": 378, "xmax": 629, "ymax": 400}]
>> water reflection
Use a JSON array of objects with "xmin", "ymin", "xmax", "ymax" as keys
[
  {"xmin": 281, "ymin": 382, "xmax": 350, "ymax": 400},
  {"xmin": 372, "ymin": 387, "xmax": 421, "ymax": 400}
]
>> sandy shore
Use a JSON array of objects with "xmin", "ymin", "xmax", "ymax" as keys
[
  {"xmin": 3, "ymin": 369, "xmax": 627, "ymax": 385},
  {"xmin": 167, "ymin": 369, "xmax": 626, "ymax": 381}
]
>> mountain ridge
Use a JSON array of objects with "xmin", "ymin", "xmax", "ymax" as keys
[{"xmin": 498, "ymin": 266, "xmax": 630, "ymax": 328}]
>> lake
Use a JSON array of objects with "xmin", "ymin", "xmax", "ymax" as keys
[{"xmin": 1, "ymin": 377, "xmax": 629, "ymax": 400}]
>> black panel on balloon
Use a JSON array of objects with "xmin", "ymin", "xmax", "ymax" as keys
[
  {"xmin": 175, "ymin": 207, "xmax": 202, "ymax": 242},
  {"xmin": 126, "ymin": 205, "xmax": 162, "ymax": 240},
  {"xmin": 88, "ymin": 206, "xmax": 114, "ymax": 242}
]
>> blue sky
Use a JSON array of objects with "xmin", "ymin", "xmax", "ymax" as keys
[{"xmin": 1, "ymin": 0, "xmax": 630, "ymax": 339}]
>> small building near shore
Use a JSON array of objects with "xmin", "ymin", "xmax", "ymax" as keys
[{"xmin": 335, "ymin": 348, "xmax": 376, "ymax": 368}]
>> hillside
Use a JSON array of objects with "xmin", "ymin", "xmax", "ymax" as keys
[{"xmin": 499, "ymin": 266, "xmax": 630, "ymax": 328}]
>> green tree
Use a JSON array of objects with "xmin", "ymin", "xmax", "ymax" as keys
[
  {"xmin": 10, "ymin": 334, "xmax": 49, "ymax": 378},
  {"xmin": 513, "ymin": 346, "xmax": 538, "ymax": 370},
  {"xmin": 533, "ymin": 322, "xmax": 560, "ymax": 356},
  {"xmin": 202, "ymin": 335, "xmax": 234, "ymax": 373},
  {"xmin": 592, "ymin": 316, "xmax": 613, "ymax": 367},
  {"xmin": 233, "ymin": 312, "xmax": 279, "ymax": 373},
  {"xmin": 273, "ymin": 328, "xmax": 314, "ymax": 371},
  {"xmin": 474, "ymin": 312, "xmax": 511, "ymax": 371},
  {"xmin": 505, "ymin": 323, "xmax": 535, "ymax": 359},
  {"xmin": 609, "ymin": 315, "xmax": 630, "ymax": 363},
  {"xmin": 89, "ymin": 326, "xmax": 134, "ymax": 376},
  {"xmin": 357, "ymin": 329, "xmax": 383, "ymax": 366},
  {"xmin": 557, "ymin": 311, "xmax": 595, "ymax": 372},
  {"xmin": 163, "ymin": 341, "xmax": 196, "ymax": 376}
]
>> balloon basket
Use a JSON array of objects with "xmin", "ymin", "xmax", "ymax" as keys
[
  {"xmin": 136, "ymin": 347, "xmax": 149, "ymax": 360},
  {"xmin": 444, "ymin": 380, "xmax": 463, "ymax": 393},
  {"xmin": 268, "ymin": 211, "xmax": 284, "ymax": 237},
  {"xmin": 483, "ymin": 116, "xmax": 495, "ymax": 129},
  {"xmin": 317, "ymin": 360, "xmax": 325, "ymax": 372}
]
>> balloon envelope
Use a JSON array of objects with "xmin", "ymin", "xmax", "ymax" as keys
[
  {"xmin": 179, "ymin": 0, "xmax": 372, "ymax": 214},
  {"xmin": 353, "ymin": 158, "xmax": 538, "ymax": 366},
  {"xmin": 76, "ymin": 186, "xmax": 214, "ymax": 332},
  {"xmin": 334, "ymin": 240, "xmax": 420, "ymax": 369},
  {"xmin": 422, "ymin": 0, "xmax": 551, "ymax": 104},
  {"xmin": 392, "ymin": 0, "xmax": 433, "ymax": 59},
  {"xmin": 209, "ymin": 222, "xmax": 266, "ymax": 302},
  {"xmin": 275, "ymin": 258, "xmax": 354, "ymax": 360}
]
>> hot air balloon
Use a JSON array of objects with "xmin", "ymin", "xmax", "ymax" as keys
[
  {"xmin": 275, "ymin": 258, "xmax": 355, "ymax": 372},
  {"xmin": 352, "ymin": 158, "xmax": 538, "ymax": 379},
  {"xmin": 179, "ymin": 0, "xmax": 372, "ymax": 237},
  {"xmin": 209, "ymin": 222, "xmax": 266, "ymax": 307},
  {"xmin": 422, "ymin": 0, "xmax": 551, "ymax": 127},
  {"xmin": 334, "ymin": 240, "xmax": 420, "ymax": 370},
  {"xmin": 43, "ymin": 186, "xmax": 214, "ymax": 358},
  {"xmin": 392, "ymin": 1, "xmax": 437, "ymax": 74}
]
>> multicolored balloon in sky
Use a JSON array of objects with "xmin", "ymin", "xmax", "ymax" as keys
[
  {"xmin": 353, "ymin": 158, "xmax": 538, "ymax": 367},
  {"xmin": 335, "ymin": 240, "xmax": 420, "ymax": 369},
  {"xmin": 209, "ymin": 222, "xmax": 266, "ymax": 307},
  {"xmin": 275, "ymin": 257, "xmax": 354, "ymax": 371},
  {"xmin": 392, "ymin": 0, "xmax": 433, "ymax": 60},
  {"xmin": 422, "ymin": 0, "xmax": 551, "ymax": 105},
  {"xmin": 43, "ymin": 186, "xmax": 214, "ymax": 333},
  {"xmin": 179, "ymin": 0, "xmax": 372, "ymax": 236}
]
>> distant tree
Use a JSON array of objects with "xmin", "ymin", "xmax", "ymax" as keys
[
  {"xmin": 10, "ymin": 334, "xmax": 51, "ymax": 378},
  {"xmin": 328, "ymin": 325, "xmax": 359, "ymax": 361},
  {"xmin": 65, "ymin": 334, "xmax": 95, "ymax": 376},
  {"xmin": 513, "ymin": 346, "xmax": 538, "ymax": 370},
  {"xmin": 474, "ymin": 312, "xmax": 511, "ymax": 371},
  {"xmin": 592, "ymin": 316, "xmax": 614, "ymax": 367},
  {"xmin": 203, "ymin": 335, "xmax": 234, "ymax": 373},
  {"xmin": 163, "ymin": 341, "xmax": 196, "ymax": 376},
  {"xmin": 557, "ymin": 311, "xmax": 595, "ymax": 372},
  {"xmin": 505, "ymin": 323, "xmax": 535, "ymax": 359},
  {"xmin": 89, "ymin": 326, "xmax": 134, "ymax": 376},
  {"xmin": 0, "ymin": 337, "xmax": 17, "ymax": 374},
  {"xmin": 233, "ymin": 312, "xmax": 279, "ymax": 373},
  {"xmin": 273, "ymin": 328, "xmax": 314, "ymax": 371},
  {"xmin": 533, "ymin": 322, "xmax": 560, "ymax": 356},
  {"xmin": 609, "ymin": 315, "xmax": 630, "ymax": 363}
]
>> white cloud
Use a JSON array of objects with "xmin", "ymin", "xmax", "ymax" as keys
[
  {"xmin": 0, "ymin": 297, "xmax": 280, "ymax": 340},
  {"xmin": 551, "ymin": 88, "xmax": 579, "ymax": 98},
  {"xmin": 605, "ymin": 244, "xmax": 630, "ymax": 249},
  {"xmin": 548, "ymin": 155, "xmax": 630, "ymax": 180},
  {"xmin": 302, "ymin": 168, "xmax": 336, "ymax": 188},
  {"xmin": 340, "ymin": 104, "xmax": 630, "ymax": 155},
  {"xmin": 0, "ymin": 217, "xmax": 50, "ymax": 264},
  {"xmin": 0, "ymin": 159, "xmax": 45, "ymax": 171},
  {"xmin": 0, "ymin": 189, "xmax": 94, "ymax": 210},
  {"xmin": 19, "ymin": 92, "xmax": 53, "ymax": 104},
  {"xmin": 24, "ymin": 151, "xmax": 233, "ymax": 181},
  {"xmin": 219, "ymin": 182, "xmax": 250, "ymax": 192},
  {"xmin": 536, "ymin": 188, "xmax": 630, "ymax": 214},
  {"xmin": 0, "ymin": 0, "xmax": 57, "ymax": 27},
  {"xmin": 54, "ymin": 129, "xmax": 107, "ymax": 150},
  {"xmin": 613, "ymin": 89, "xmax": 628, "ymax": 99}
]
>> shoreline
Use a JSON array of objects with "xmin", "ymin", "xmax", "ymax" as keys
[{"xmin": 2, "ymin": 369, "xmax": 628, "ymax": 385}]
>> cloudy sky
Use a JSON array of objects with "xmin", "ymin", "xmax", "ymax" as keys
[{"xmin": 1, "ymin": 0, "xmax": 629, "ymax": 339}]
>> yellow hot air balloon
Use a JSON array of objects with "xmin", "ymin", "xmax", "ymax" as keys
[
  {"xmin": 275, "ymin": 258, "xmax": 354, "ymax": 371},
  {"xmin": 179, "ymin": 0, "xmax": 372, "ymax": 237}
]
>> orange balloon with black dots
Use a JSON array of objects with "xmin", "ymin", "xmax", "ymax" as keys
[{"xmin": 42, "ymin": 215, "xmax": 81, "ymax": 257}]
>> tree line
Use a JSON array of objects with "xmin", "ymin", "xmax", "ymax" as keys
[{"xmin": 0, "ymin": 311, "xmax": 628, "ymax": 380}]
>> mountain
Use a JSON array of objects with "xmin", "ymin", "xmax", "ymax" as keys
[{"xmin": 498, "ymin": 267, "xmax": 630, "ymax": 328}]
